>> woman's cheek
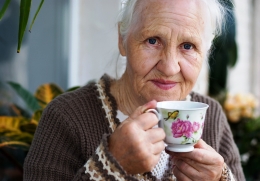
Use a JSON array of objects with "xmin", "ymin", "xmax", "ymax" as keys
[
  {"xmin": 180, "ymin": 57, "xmax": 201, "ymax": 83},
  {"xmin": 181, "ymin": 50, "xmax": 198, "ymax": 63},
  {"xmin": 135, "ymin": 52, "xmax": 158, "ymax": 74},
  {"xmin": 183, "ymin": 51, "xmax": 203, "ymax": 71}
]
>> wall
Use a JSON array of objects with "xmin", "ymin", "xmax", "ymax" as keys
[
  {"xmin": 251, "ymin": 0, "xmax": 260, "ymax": 111},
  {"xmin": 69, "ymin": 0, "xmax": 121, "ymax": 87},
  {"xmin": 228, "ymin": 0, "xmax": 252, "ymax": 94},
  {"xmin": 27, "ymin": 0, "xmax": 70, "ymax": 92}
]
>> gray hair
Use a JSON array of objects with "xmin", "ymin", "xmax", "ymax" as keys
[{"xmin": 118, "ymin": 0, "xmax": 230, "ymax": 44}]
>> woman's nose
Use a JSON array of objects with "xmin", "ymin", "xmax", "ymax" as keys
[{"xmin": 156, "ymin": 49, "xmax": 181, "ymax": 76}]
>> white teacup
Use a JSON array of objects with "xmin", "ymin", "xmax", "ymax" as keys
[{"xmin": 146, "ymin": 101, "xmax": 209, "ymax": 152}]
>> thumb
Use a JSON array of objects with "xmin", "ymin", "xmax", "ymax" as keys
[
  {"xmin": 130, "ymin": 100, "xmax": 157, "ymax": 119},
  {"xmin": 194, "ymin": 139, "xmax": 215, "ymax": 152}
]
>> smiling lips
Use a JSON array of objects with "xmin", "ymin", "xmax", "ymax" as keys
[{"xmin": 151, "ymin": 79, "xmax": 177, "ymax": 90}]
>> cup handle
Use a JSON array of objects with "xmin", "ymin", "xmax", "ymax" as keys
[{"xmin": 145, "ymin": 109, "xmax": 160, "ymax": 120}]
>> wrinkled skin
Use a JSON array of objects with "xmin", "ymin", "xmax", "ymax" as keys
[
  {"xmin": 109, "ymin": 0, "xmax": 224, "ymax": 179},
  {"xmin": 109, "ymin": 100, "xmax": 166, "ymax": 174}
]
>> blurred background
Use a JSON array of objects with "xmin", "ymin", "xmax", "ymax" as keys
[{"xmin": 0, "ymin": 0, "xmax": 260, "ymax": 180}]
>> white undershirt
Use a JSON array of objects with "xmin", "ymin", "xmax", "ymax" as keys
[{"xmin": 117, "ymin": 110, "xmax": 128, "ymax": 123}]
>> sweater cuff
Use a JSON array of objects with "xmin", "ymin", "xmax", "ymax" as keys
[
  {"xmin": 220, "ymin": 163, "xmax": 236, "ymax": 181},
  {"xmin": 83, "ymin": 134, "xmax": 137, "ymax": 181}
]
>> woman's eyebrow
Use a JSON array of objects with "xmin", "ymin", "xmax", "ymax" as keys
[
  {"xmin": 139, "ymin": 26, "xmax": 172, "ymax": 39},
  {"xmin": 177, "ymin": 29, "xmax": 203, "ymax": 44}
]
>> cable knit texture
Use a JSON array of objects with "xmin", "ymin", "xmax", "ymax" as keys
[{"xmin": 23, "ymin": 74, "xmax": 245, "ymax": 181}]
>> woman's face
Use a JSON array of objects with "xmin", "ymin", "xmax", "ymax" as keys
[{"xmin": 119, "ymin": 0, "xmax": 211, "ymax": 103}]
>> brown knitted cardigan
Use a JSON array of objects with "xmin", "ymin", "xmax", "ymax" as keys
[{"xmin": 23, "ymin": 74, "xmax": 245, "ymax": 180}]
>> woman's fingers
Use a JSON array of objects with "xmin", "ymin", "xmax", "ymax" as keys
[
  {"xmin": 168, "ymin": 139, "xmax": 224, "ymax": 181},
  {"xmin": 173, "ymin": 157, "xmax": 223, "ymax": 181},
  {"xmin": 169, "ymin": 139, "xmax": 223, "ymax": 165},
  {"xmin": 108, "ymin": 100, "xmax": 166, "ymax": 174},
  {"xmin": 127, "ymin": 100, "xmax": 159, "ymax": 130},
  {"xmin": 130, "ymin": 100, "xmax": 157, "ymax": 119},
  {"xmin": 135, "ymin": 112, "xmax": 160, "ymax": 130},
  {"xmin": 146, "ymin": 127, "xmax": 165, "ymax": 143},
  {"xmin": 151, "ymin": 140, "xmax": 165, "ymax": 155},
  {"xmin": 194, "ymin": 139, "xmax": 216, "ymax": 152},
  {"xmin": 173, "ymin": 165, "xmax": 193, "ymax": 181}
]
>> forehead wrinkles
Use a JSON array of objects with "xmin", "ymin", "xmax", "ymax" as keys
[
  {"xmin": 136, "ymin": 12, "xmax": 204, "ymax": 45},
  {"xmin": 133, "ymin": 1, "xmax": 206, "ymax": 33},
  {"xmin": 144, "ymin": 12, "xmax": 204, "ymax": 31}
]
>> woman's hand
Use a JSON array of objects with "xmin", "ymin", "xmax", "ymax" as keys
[
  {"xmin": 167, "ymin": 139, "xmax": 224, "ymax": 181},
  {"xmin": 108, "ymin": 100, "xmax": 166, "ymax": 174}
]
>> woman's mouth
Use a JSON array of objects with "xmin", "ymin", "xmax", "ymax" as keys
[{"xmin": 151, "ymin": 79, "xmax": 177, "ymax": 90}]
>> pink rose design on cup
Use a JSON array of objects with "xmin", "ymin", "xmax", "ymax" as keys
[
  {"xmin": 192, "ymin": 122, "xmax": 200, "ymax": 132},
  {"xmin": 171, "ymin": 118, "xmax": 193, "ymax": 138}
]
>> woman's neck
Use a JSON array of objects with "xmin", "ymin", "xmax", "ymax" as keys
[{"xmin": 110, "ymin": 73, "xmax": 143, "ymax": 116}]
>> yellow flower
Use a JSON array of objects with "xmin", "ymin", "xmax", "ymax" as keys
[{"xmin": 223, "ymin": 92, "xmax": 258, "ymax": 122}]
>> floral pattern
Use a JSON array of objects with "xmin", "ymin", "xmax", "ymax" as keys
[
  {"xmin": 192, "ymin": 122, "xmax": 200, "ymax": 132},
  {"xmin": 162, "ymin": 108, "xmax": 206, "ymax": 145},
  {"xmin": 171, "ymin": 118, "xmax": 200, "ymax": 140},
  {"xmin": 171, "ymin": 119, "xmax": 193, "ymax": 138}
]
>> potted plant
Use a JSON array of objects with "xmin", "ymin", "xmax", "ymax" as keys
[
  {"xmin": 0, "ymin": 82, "xmax": 79, "ymax": 180},
  {"xmin": 222, "ymin": 92, "xmax": 260, "ymax": 180}
]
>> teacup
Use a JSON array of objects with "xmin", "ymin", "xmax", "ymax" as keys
[{"xmin": 146, "ymin": 101, "xmax": 209, "ymax": 152}]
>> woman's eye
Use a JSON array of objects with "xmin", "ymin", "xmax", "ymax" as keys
[
  {"xmin": 183, "ymin": 43, "xmax": 193, "ymax": 50},
  {"xmin": 148, "ymin": 38, "xmax": 158, "ymax": 45}
]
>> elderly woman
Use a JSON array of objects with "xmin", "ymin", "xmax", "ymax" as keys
[{"xmin": 24, "ymin": 0, "xmax": 245, "ymax": 180}]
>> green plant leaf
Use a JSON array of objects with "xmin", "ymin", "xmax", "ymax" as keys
[
  {"xmin": 0, "ymin": 130, "xmax": 33, "ymax": 144},
  {"xmin": 31, "ymin": 109, "xmax": 43, "ymax": 122},
  {"xmin": 0, "ymin": 116, "xmax": 30, "ymax": 131},
  {"xmin": 0, "ymin": 0, "xmax": 11, "ymax": 20},
  {"xmin": 20, "ymin": 122, "xmax": 38, "ymax": 134},
  {"xmin": 8, "ymin": 82, "xmax": 41, "ymax": 112},
  {"xmin": 17, "ymin": 0, "xmax": 32, "ymax": 53},
  {"xmin": 34, "ymin": 83, "xmax": 63, "ymax": 109},
  {"xmin": 29, "ymin": 0, "xmax": 44, "ymax": 32}
]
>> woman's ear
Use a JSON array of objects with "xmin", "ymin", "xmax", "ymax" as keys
[{"xmin": 118, "ymin": 23, "xmax": 126, "ymax": 56}]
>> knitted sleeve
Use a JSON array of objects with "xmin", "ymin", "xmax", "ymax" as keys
[
  {"xmin": 74, "ymin": 134, "xmax": 141, "ymax": 181},
  {"xmin": 23, "ymin": 102, "xmax": 133, "ymax": 180},
  {"xmin": 23, "ymin": 103, "xmax": 82, "ymax": 180}
]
